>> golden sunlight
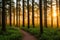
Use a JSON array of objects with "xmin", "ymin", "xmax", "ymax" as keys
[
  {"xmin": 53, "ymin": 13, "xmax": 57, "ymax": 17},
  {"xmin": 53, "ymin": 5, "xmax": 57, "ymax": 17}
]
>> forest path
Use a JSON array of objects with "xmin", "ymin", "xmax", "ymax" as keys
[{"xmin": 20, "ymin": 30, "xmax": 37, "ymax": 40}]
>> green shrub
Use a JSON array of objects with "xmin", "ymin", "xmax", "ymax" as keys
[
  {"xmin": 21, "ymin": 27, "xmax": 60, "ymax": 40},
  {"xmin": 0, "ymin": 27, "xmax": 22, "ymax": 40}
]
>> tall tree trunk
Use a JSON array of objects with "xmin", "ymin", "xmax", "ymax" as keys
[
  {"xmin": 19, "ymin": 4, "xmax": 21, "ymax": 26},
  {"xmin": 27, "ymin": 0, "xmax": 29, "ymax": 28},
  {"xmin": 51, "ymin": 0, "xmax": 53, "ymax": 27},
  {"xmin": 23, "ymin": 0, "xmax": 25, "ymax": 27},
  {"xmin": 0, "ymin": 2, "xmax": 2, "ymax": 26},
  {"xmin": 10, "ymin": 0, "xmax": 12, "ymax": 26},
  {"xmin": 44, "ymin": 0, "xmax": 47, "ymax": 28},
  {"xmin": 39, "ymin": 0, "xmax": 43, "ymax": 36},
  {"xmin": 16, "ymin": 0, "xmax": 18, "ymax": 27},
  {"xmin": 13, "ymin": 7, "xmax": 15, "ymax": 26},
  {"xmin": 59, "ymin": 0, "xmax": 60, "ymax": 26},
  {"xmin": 56, "ymin": 0, "xmax": 58, "ymax": 28},
  {"xmin": 2, "ymin": 0, "xmax": 6, "ymax": 32},
  {"xmin": 32, "ymin": 0, "xmax": 34, "ymax": 28},
  {"xmin": 18, "ymin": 1, "xmax": 20, "ymax": 27}
]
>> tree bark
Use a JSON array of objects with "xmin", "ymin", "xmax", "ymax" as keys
[
  {"xmin": 16, "ymin": 0, "xmax": 19, "ymax": 27},
  {"xmin": 2, "ymin": 0, "xmax": 6, "ymax": 32},
  {"xmin": 51, "ymin": 0, "xmax": 53, "ymax": 27},
  {"xmin": 44, "ymin": 0, "xmax": 47, "ymax": 28},
  {"xmin": 56, "ymin": 0, "xmax": 58, "ymax": 28},
  {"xmin": 39, "ymin": 0, "xmax": 43, "ymax": 35},
  {"xmin": 23, "ymin": 0, "xmax": 25, "ymax": 27},
  {"xmin": 10, "ymin": 0, "xmax": 12, "ymax": 26},
  {"xmin": 27, "ymin": 0, "xmax": 29, "ymax": 28},
  {"xmin": 32, "ymin": 0, "xmax": 34, "ymax": 28},
  {"xmin": 59, "ymin": 0, "xmax": 60, "ymax": 27}
]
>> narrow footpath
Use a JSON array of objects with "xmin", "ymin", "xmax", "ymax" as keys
[{"xmin": 20, "ymin": 30, "xmax": 37, "ymax": 40}]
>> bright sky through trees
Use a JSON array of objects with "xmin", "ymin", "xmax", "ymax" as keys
[{"xmin": 12, "ymin": 0, "xmax": 59, "ymax": 26}]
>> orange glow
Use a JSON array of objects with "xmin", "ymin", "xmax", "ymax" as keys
[{"xmin": 53, "ymin": 13, "xmax": 57, "ymax": 17}]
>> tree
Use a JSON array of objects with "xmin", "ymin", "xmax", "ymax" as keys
[
  {"xmin": 16, "ymin": 0, "xmax": 21, "ymax": 27},
  {"xmin": 44, "ymin": 0, "xmax": 47, "ymax": 27},
  {"xmin": 9, "ymin": 0, "xmax": 12, "ymax": 26},
  {"xmin": 2, "ymin": 0, "xmax": 6, "ymax": 32},
  {"xmin": 59, "ymin": 0, "xmax": 60, "ymax": 25},
  {"xmin": 18, "ymin": 0, "xmax": 20, "ymax": 27},
  {"xmin": 51, "ymin": 0, "xmax": 53, "ymax": 27},
  {"xmin": 32, "ymin": 0, "xmax": 34, "ymax": 28},
  {"xmin": 18, "ymin": 2, "xmax": 21, "ymax": 27},
  {"xmin": 0, "ymin": 2, "xmax": 2, "ymax": 26},
  {"xmin": 56, "ymin": 0, "xmax": 58, "ymax": 27},
  {"xmin": 23, "ymin": 0, "xmax": 25, "ymax": 27},
  {"xmin": 27, "ymin": 0, "xmax": 30, "ymax": 28},
  {"xmin": 39, "ymin": 0, "xmax": 43, "ymax": 36},
  {"xmin": 13, "ymin": 3, "xmax": 15, "ymax": 26},
  {"xmin": 16, "ymin": 0, "xmax": 18, "ymax": 27}
]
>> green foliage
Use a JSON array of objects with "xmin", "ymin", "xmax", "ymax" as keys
[
  {"xmin": 40, "ymin": 28, "xmax": 60, "ymax": 40},
  {"xmin": 21, "ymin": 27, "xmax": 60, "ymax": 40},
  {"xmin": 0, "ymin": 27, "xmax": 22, "ymax": 40}
]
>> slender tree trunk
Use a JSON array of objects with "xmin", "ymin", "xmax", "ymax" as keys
[
  {"xmin": 13, "ymin": 7, "xmax": 15, "ymax": 26},
  {"xmin": 19, "ymin": 4, "xmax": 21, "ymax": 26},
  {"xmin": 18, "ymin": 1, "xmax": 20, "ymax": 27},
  {"xmin": 39, "ymin": 0, "xmax": 43, "ymax": 35},
  {"xmin": 51, "ymin": 0, "xmax": 53, "ymax": 27},
  {"xmin": 16, "ymin": 0, "xmax": 18, "ymax": 27},
  {"xmin": 59, "ymin": 0, "xmax": 60, "ymax": 27},
  {"xmin": 10, "ymin": 0, "xmax": 12, "ymax": 26},
  {"xmin": 0, "ymin": 2, "xmax": 1, "ymax": 26},
  {"xmin": 23, "ymin": 0, "xmax": 25, "ymax": 27},
  {"xmin": 27, "ymin": 0, "xmax": 29, "ymax": 28},
  {"xmin": 32, "ymin": 0, "xmax": 34, "ymax": 28},
  {"xmin": 2, "ymin": 0, "xmax": 6, "ymax": 32},
  {"xmin": 56, "ymin": 0, "xmax": 58, "ymax": 28},
  {"xmin": 44, "ymin": 0, "xmax": 47, "ymax": 28}
]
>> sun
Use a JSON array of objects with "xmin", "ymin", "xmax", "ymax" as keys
[{"xmin": 53, "ymin": 13, "xmax": 57, "ymax": 17}]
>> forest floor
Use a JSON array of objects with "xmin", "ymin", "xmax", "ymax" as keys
[{"xmin": 20, "ymin": 30, "xmax": 37, "ymax": 40}]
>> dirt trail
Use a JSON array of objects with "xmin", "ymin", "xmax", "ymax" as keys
[{"xmin": 21, "ymin": 30, "xmax": 37, "ymax": 40}]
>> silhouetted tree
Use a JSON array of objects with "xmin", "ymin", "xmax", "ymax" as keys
[
  {"xmin": 2, "ymin": 0, "xmax": 6, "ymax": 32},
  {"xmin": 32, "ymin": 0, "xmax": 34, "ymax": 28},
  {"xmin": 13, "ymin": 3, "xmax": 15, "ymax": 26},
  {"xmin": 23, "ymin": 0, "xmax": 25, "ymax": 27},
  {"xmin": 27, "ymin": 0, "xmax": 29, "ymax": 28},
  {"xmin": 44, "ymin": 0, "xmax": 47, "ymax": 27},
  {"xmin": 0, "ymin": 2, "xmax": 2, "ymax": 26},
  {"xmin": 16, "ymin": 0, "xmax": 18, "ymax": 27},
  {"xmin": 39, "ymin": 0, "xmax": 43, "ymax": 36},
  {"xmin": 16, "ymin": 0, "xmax": 20, "ymax": 27},
  {"xmin": 56, "ymin": 0, "xmax": 58, "ymax": 27},
  {"xmin": 18, "ymin": 2, "xmax": 21, "ymax": 27},
  {"xmin": 51, "ymin": 0, "xmax": 53, "ymax": 27},
  {"xmin": 9, "ymin": 0, "xmax": 12, "ymax": 26},
  {"xmin": 59, "ymin": 0, "xmax": 60, "ymax": 24}
]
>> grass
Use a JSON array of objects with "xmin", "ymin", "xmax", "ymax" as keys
[
  {"xmin": 0, "ymin": 26, "xmax": 22, "ymax": 40},
  {"xmin": 21, "ymin": 27, "xmax": 60, "ymax": 40}
]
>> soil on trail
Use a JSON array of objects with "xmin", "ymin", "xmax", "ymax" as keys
[{"xmin": 21, "ymin": 30, "xmax": 37, "ymax": 40}]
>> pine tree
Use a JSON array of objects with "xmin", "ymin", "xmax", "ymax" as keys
[
  {"xmin": 2, "ymin": 0, "xmax": 6, "ymax": 32},
  {"xmin": 51, "ymin": 0, "xmax": 53, "ymax": 27},
  {"xmin": 27, "ymin": 0, "xmax": 29, "ymax": 28},
  {"xmin": 39, "ymin": 0, "xmax": 43, "ymax": 36},
  {"xmin": 56, "ymin": 0, "xmax": 58, "ymax": 27},
  {"xmin": 44, "ymin": 0, "xmax": 47, "ymax": 27},
  {"xmin": 32, "ymin": 0, "xmax": 34, "ymax": 28},
  {"xmin": 23, "ymin": 0, "xmax": 25, "ymax": 27}
]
